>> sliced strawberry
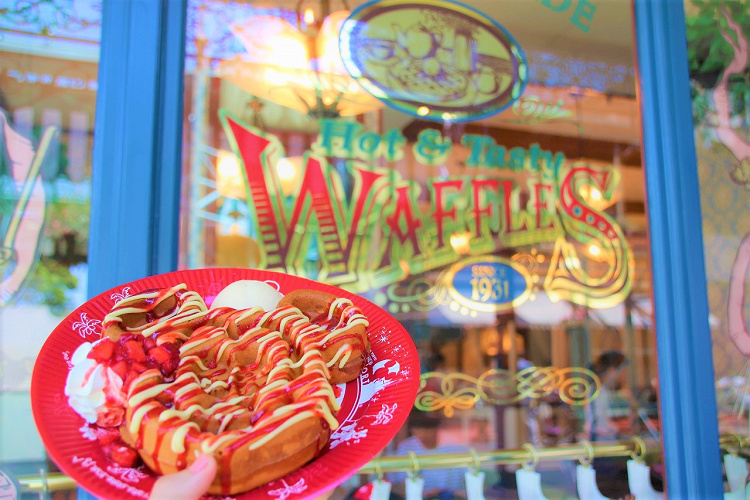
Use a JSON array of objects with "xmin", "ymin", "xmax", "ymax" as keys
[
  {"xmin": 159, "ymin": 342, "xmax": 179, "ymax": 357},
  {"xmin": 123, "ymin": 369, "xmax": 140, "ymax": 390},
  {"xmin": 113, "ymin": 346, "xmax": 128, "ymax": 361},
  {"xmin": 123, "ymin": 340, "xmax": 146, "ymax": 362},
  {"xmin": 161, "ymin": 357, "xmax": 179, "ymax": 376},
  {"xmin": 96, "ymin": 427, "xmax": 121, "ymax": 445},
  {"xmin": 96, "ymin": 407, "xmax": 125, "ymax": 428},
  {"xmin": 147, "ymin": 345, "xmax": 172, "ymax": 365},
  {"xmin": 143, "ymin": 335, "xmax": 157, "ymax": 351},
  {"xmin": 131, "ymin": 361, "xmax": 149, "ymax": 373},
  {"xmin": 109, "ymin": 444, "xmax": 139, "ymax": 468},
  {"xmin": 110, "ymin": 360, "xmax": 128, "ymax": 379},
  {"xmin": 119, "ymin": 333, "xmax": 138, "ymax": 344},
  {"xmin": 88, "ymin": 340, "xmax": 115, "ymax": 362}
]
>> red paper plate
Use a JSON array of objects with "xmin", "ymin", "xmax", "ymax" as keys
[{"xmin": 31, "ymin": 268, "xmax": 420, "ymax": 499}]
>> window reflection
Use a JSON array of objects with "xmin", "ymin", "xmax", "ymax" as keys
[
  {"xmin": 0, "ymin": 0, "xmax": 100, "ymax": 481},
  {"xmin": 181, "ymin": 0, "xmax": 659, "ymax": 497}
]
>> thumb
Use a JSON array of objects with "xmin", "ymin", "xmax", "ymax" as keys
[{"xmin": 150, "ymin": 454, "xmax": 218, "ymax": 500}]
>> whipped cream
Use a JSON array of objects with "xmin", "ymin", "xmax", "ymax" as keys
[
  {"xmin": 64, "ymin": 341, "xmax": 126, "ymax": 427},
  {"xmin": 210, "ymin": 280, "xmax": 283, "ymax": 311}
]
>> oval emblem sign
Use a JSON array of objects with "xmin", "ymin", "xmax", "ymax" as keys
[
  {"xmin": 339, "ymin": 0, "xmax": 527, "ymax": 123},
  {"xmin": 444, "ymin": 257, "xmax": 531, "ymax": 312}
]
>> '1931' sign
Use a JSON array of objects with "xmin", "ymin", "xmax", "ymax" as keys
[{"xmin": 445, "ymin": 257, "xmax": 531, "ymax": 313}]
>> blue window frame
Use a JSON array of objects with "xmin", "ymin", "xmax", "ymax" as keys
[
  {"xmin": 634, "ymin": 1, "xmax": 723, "ymax": 497},
  {"xmin": 87, "ymin": 0, "xmax": 724, "ymax": 497},
  {"xmin": 88, "ymin": 0, "xmax": 186, "ymax": 297}
]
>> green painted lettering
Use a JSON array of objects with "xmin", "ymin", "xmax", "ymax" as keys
[
  {"xmin": 541, "ymin": 0, "xmax": 571, "ymax": 12},
  {"xmin": 358, "ymin": 131, "xmax": 381, "ymax": 159},
  {"xmin": 486, "ymin": 145, "xmax": 507, "ymax": 168},
  {"xmin": 509, "ymin": 147, "xmax": 526, "ymax": 170},
  {"xmin": 382, "ymin": 129, "xmax": 406, "ymax": 162},
  {"xmin": 570, "ymin": 0, "xmax": 596, "ymax": 32},
  {"xmin": 462, "ymin": 135, "xmax": 494, "ymax": 167},
  {"xmin": 413, "ymin": 129, "xmax": 452, "ymax": 166},
  {"xmin": 313, "ymin": 119, "xmax": 361, "ymax": 158},
  {"xmin": 529, "ymin": 143, "xmax": 544, "ymax": 172},
  {"xmin": 550, "ymin": 153, "xmax": 566, "ymax": 176}
]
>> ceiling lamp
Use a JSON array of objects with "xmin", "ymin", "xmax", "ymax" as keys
[
  {"xmin": 577, "ymin": 177, "xmax": 619, "ymax": 212},
  {"xmin": 216, "ymin": 149, "xmax": 245, "ymax": 199},
  {"xmin": 450, "ymin": 231, "xmax": 472, "ymax": 255},
  {"xmin": 218, "ymin": 2, "xmax": 383, "ymax": 118}
]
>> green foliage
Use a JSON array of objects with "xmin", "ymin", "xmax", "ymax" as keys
[
  {"xmin": 687, "ymin": 0, "xmax": 749, "ymax": 77},
  {"xmin": 16, "ymin": 257, "xmax": 78, "ymax": 316},
  {"xmin": 687, "ymin": 0, "xmax": 750, "ymax": 125},
  {"xmin": 45, "ymin": 196, "xmax": 90, "ymax": 240}
]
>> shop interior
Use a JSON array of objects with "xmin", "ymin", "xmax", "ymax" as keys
[
  {"xmin": 0, "ymin": 0, "xmax": 679, "ymax": 498},
  {"xmin": 176, "ymin": 1, "xmax": 660, "ymax": 496}
]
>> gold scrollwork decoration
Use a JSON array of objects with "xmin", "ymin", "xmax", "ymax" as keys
[
  {"xmin": 511, "ymin": 251, "xmax": 540, "ymax": 275},
  {"xmin": 555, "ymin": 367, "xmax": 601, "ymax": 405},
  {"xmin": 415, "ymin": 366, "xmax": 600, "ymax": 416},
  {"xmin": 416, "ymin": 372, "xmax": 482, "ymax": 417},
  {"xmin": 385, "ymin": 277, "xmax": 451, "ymax": 313}
]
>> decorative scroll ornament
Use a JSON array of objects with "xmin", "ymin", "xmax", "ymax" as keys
[
  {"xmin": 415, "ymin": 366, "xmax": 600, "ymax": 417},
  {"xmin": 508, "ymin": 95, "xmax": 580, "ymax": 130},
  {"xmin": 544, "ymin": 163, "xmax": 634, "ymax": 309},
  {"xmin": 512, "ymin": 96, "xmax": 572, "ymax": 120},
  {"xmin": 383, "ymin": 255, "xmax": 533, "ymax": 316}
]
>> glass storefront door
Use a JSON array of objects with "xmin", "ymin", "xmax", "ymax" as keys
[
  {"xmin": 179, "ymin": 1, "xmax": 663, "ymax": 497},
  {"xmin": 5, "ymin": 1, "xmax": 732, "ymax": 498},
  {"xmin": 688, "ymin": 1, "xmax": 750, "ymax": 496}
]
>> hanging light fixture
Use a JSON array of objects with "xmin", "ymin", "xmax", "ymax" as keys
[
  {"xmin": 570, "ymin": 90, "xmax": 619, "ymax": 211},
  {"xmin": 450, "ymin": 231, "xmax": 472, "ymax": 255},
  {"xmin": 215, "ymin": 149, "xmax": 245, "ymax": 199},
  {"xmin": 218, "ymin": 1, "xmax": 384, "ymax": 118}
]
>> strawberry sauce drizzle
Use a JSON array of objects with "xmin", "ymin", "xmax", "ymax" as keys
[{"xmin": 95, "ymin": 284, "xmax": 369, "ymax": 494}]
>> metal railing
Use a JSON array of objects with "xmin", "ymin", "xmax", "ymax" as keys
[{"xmin": 13, "ymin": 436, "xmax": 671, "ymax": 494}]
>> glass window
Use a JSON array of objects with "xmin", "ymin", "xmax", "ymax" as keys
[
  {"xmin": 0, "ymin": 0, "xmax": 100, "ymax": 479},
  {"xmin": 180, "ymin": 0, "xmax": 662, "ymax": 497},
  {"xmin": 688, "ymin": 0, "xmax": 750, "ymax": 492}
]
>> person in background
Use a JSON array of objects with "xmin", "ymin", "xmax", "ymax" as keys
[
  {"xmin": 585, "ymin": 350, "xmax": 628, "ymax": 441},
  {"xmin": 584, "ymin": 350, "xmax": 631, "ymax": 499},
  {"xmin": 389, "ymin": 409, "xmax": 468, "ymax": 500}
]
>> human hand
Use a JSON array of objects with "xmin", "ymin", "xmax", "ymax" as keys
[
  {"xmin": 150, "ymin": 454, "xmax": 217, "ymax": 500},
  {"xmin": 149, "ymin": 454, "xmax": 334, "ymax": 500}
]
